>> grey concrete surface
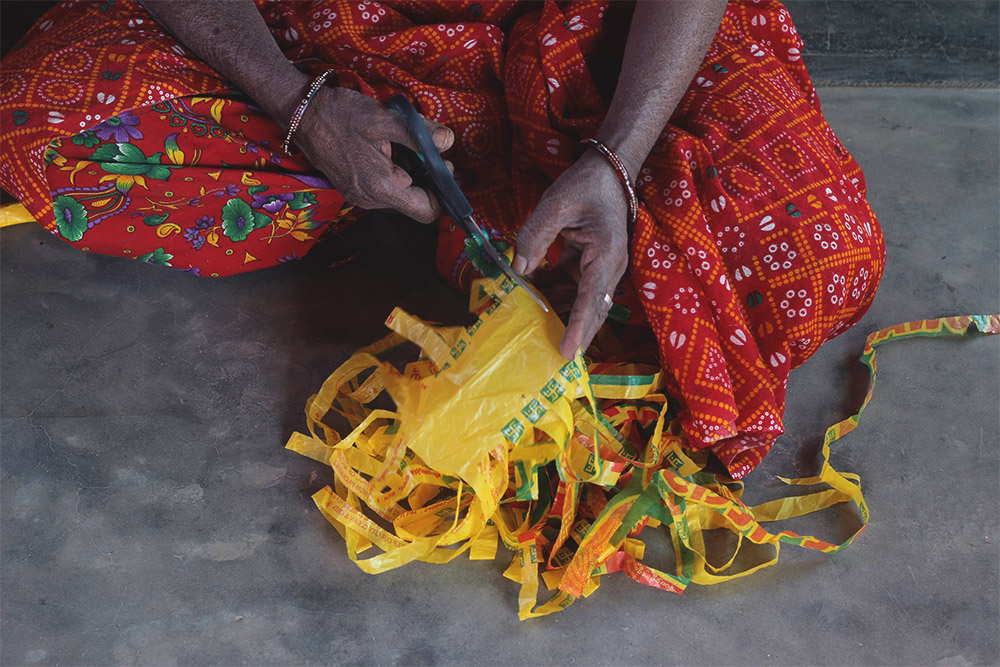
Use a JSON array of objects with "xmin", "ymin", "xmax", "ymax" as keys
[
  {"xmin": 784, "ymin": 0, "xmax": 999, "ymax": 85},
  {"xmin": 1, "ymin": 88, "xmax": 998, "ymax": 665}
]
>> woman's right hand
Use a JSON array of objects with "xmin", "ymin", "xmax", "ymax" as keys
[
  {"xmin": 136, "ymin": 1, "xmax": 453, "ymax": 222},
  {"xmin": 294, "ymin": 86, "xmax": 455, "ymax": 223}
]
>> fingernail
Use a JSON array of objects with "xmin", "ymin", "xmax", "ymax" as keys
[
  {"xmin": 433, "ymin": 128, "xmax": 450, "ymax": 150},
  {"xmin": 512, "ymin": 255, "xmax": 527, "ymax": 274}
]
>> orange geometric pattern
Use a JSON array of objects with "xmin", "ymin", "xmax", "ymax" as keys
[{"xmin": 620, "ymin": 3, "xmax": 885, "ymax": 476}]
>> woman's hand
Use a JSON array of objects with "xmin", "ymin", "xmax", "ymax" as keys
[
  {"xmin": 295, "ymin": 86, "xmax": 454, "ymax": 223},
  {"xmin": 138, "ymin": 0, "xmax": 456, "ymax": 223},
  {"xmin": 511, "ymin": 1, "xmax": 727, "ymax": 359},
  {"xmin": 512, "ymin": 150, "xmax": 629, "ymax": 359}
]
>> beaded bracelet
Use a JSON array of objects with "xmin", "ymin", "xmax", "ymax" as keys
[
  {"xmin": 282, "ymin": 69, "xmax": 337, "ymax": 155},
  {"xmin": 580, "ymin": 137, "xmax": 638, "ymax": 227}
]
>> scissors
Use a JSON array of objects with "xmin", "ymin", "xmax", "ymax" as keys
[{"xmin": 387, "ymin": 95, "xmax": 548, "ymax": 312}]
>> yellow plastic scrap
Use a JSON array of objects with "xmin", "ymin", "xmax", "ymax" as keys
[
  {"xmin": 0, "ymin": 203, "xmax": 34, "ymax": 228},
  {"xmin": 285, "ymin": 272, "xmax": 1000, "ymax": 620}
]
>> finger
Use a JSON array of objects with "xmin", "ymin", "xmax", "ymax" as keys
[
  {"xmin": 421, "ymin": 116, "xmax": 455, "ymax": 152},
  {"xmin": 401, "ymin": 185, "xmax": 442, "ymax": 223},
  {"xmin": 374, "ymin": 107, "xmax": 425, "ymax": 152},
  {"xmin": 512, "ymin": 197, "xmax": 565, "ymax": 275},
  {"xmin": 374, "ymin": 181, "xmax": 441, "ymax": 223},
  {"xmin": 375, "ymin": 107, "xmax": 455, "ymax": 156},
  {"xmin": 365, "ymin": 148, "xmax": 441, "ymax": 223},
  {"xmin": 387, "ymin": 162, "xmax": 414, "ymax": 191},
  {"xmin": 559, "ymin": 245, "xmax": 625, "ymax": 359},
  {"xmin": 444, "ymin": 159, "xmax": 454, "ymax": 176},
  {"xmin": 379, "ymin": 175, "xmax": 441, "ymax": 223}
]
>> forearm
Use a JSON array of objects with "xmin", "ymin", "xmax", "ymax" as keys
[
  {"xmin": 138, "ymin": 0, "xmax": 308, "ymax": 129},
  {"xmin": 596, "ymin": 0, "xmax": 727, "ymax": 176}
]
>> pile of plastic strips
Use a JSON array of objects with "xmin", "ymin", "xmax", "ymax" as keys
[{"xmin": 285, "ymin": 271, "xmax": 999, "ymax": 619}]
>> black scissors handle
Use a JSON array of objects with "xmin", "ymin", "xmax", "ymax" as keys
[{"xmin": 387, "ymin": 95, "xmax": 475, "ymax": 225}]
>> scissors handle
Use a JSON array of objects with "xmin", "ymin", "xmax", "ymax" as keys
[{"xmin": 387, "ymin": 95, "xmax": 474, "ymax": 225}]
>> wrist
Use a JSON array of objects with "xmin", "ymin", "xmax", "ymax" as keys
[
  {"xmin": 285, "ymin": 74, "xmax": 345, "ymax": 155},
  {"xmin": 593, "ymin": 126, "xmax": 654, "ymax": 180},
  {"xmin": 260, "ymin": 66, "xmax": 312, "ymax": 132},
  {"xmin": 579, "ymin": 139, "xmax": 638, "ymax": 227}
]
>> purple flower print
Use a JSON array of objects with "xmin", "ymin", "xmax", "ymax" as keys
[
  {"xmin": 195, "ymin": 216, "xmax": 214, "ymax": 229},
  {"xmin": 259, "ymin": 140, "xmax": 283, "ymax": 166},
  {"xmin": 183, "ymin": 226, "xmax": 206, "ymax": 250},
  {"xmin": 250, "ymin": 192, "xmax": 294, "ymax": 213},
  {"xmin": 93, "ymin": 110, "xmax": 143, "ymax": 143},
  {"xmin": 210, "ymin": 184, "xmax": 240, "ymax": 198},
  {"xmin": 277, "ymin": 253, "xmax": 299, "ymax": 263}
]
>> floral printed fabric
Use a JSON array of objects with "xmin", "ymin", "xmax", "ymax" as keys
[
  {"xmin": 43, "ymin": 96, "xmax": 349, "ymax": 275},
  {"xmin": 0, "ymin": 0, "xmax": 885, "ymax": 478}
]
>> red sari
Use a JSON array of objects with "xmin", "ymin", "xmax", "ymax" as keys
[{"xmin": 0, "ymin": 0, "xmax": 885, "ymax": 478}]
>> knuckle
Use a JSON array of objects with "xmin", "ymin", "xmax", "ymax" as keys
[{"xmin": 347, "ymin": 172, "xmax": 369, "ymax": 199}]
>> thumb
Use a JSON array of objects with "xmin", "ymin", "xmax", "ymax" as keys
[{"xmin": 421, "ymin": 117, "xmax": 455, "ymax": 153}]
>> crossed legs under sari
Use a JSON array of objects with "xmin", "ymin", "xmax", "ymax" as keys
[{"xmin": 0, "ymin": 0, "xmax": 884, "ymax": 478}]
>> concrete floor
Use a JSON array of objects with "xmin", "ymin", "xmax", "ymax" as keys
[
  {"xmin": 783, "ymin": 0, "xmax": 999, "ymax": 85},
  {"xmin": 1, "ymin": 84, "xmax": 998, "ymax": 667}
]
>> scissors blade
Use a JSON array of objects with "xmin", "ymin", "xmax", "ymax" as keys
[
  {"xmin": 469, "ymin": 220, "xmax": 550, "ymax": 313},
  {"xmin": 387, "ymin": 96, "xmax": 549, "ymax": 313}
]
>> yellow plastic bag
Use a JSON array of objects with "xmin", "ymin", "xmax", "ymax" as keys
[{"xmin": 286, "ymin": 272, "xmax": 999, "ymax": 619}]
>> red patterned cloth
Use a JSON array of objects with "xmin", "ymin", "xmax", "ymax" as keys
[{"xmin": 0, "ymin": 0, "xmax": 884, "ymax": 478}]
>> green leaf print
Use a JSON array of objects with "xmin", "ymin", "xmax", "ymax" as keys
[
  {"xmin": 144, "ymin": 152, "xmax": 171, "ymax": 180},
  {"xmin": 289, "ymin": 192, "xmax": 317, "ymax": 210},
  {"xmin": 145, "ymin": 165, "xmax": 172, "ymax": 181},
  {"xmin": 136, "ymin": 247, "xmax": 174, "ymax": 266},
  {"xmin": 92, "ymin": 142, "xmax": 150, "ymax": 176},
  {"xmin": 90, "ymin": 144, "xmax": 173, "ymax": 180},
  {"xmin": 53, "ymin": 195, "xmax": 89, "ymax": 242},
  {"xmin": 220, "ymin": 198, "xmax": 269, "ymax": 242},
  {"xmin": 71, "ymin": 130, "xmax": 100, "ymax": 148}
]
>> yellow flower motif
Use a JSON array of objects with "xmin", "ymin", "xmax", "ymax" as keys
[{"xmin": 99, "ymin": 172, "xmax": 148, "ymax": 191}]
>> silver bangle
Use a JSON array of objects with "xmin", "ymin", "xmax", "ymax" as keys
[
  {"xmin": 282, "ymin": 69, "xmax": 337, "ymax": 155},
  {"xmin": 580, "ymin": 137, "xmax": 639, "ymax": 227}
]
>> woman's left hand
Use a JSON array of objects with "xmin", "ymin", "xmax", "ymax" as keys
[{"xmin": 512, "ymin": 150, "xmax": 629, "ymax": 359}]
